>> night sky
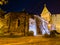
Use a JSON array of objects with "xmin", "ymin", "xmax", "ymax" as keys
[{"xmin": 0, "ymin": 0, "xmax": 60, "ymax": 15}]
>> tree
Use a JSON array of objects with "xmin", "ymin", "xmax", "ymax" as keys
[
  {"xmin": 0, "ymin": 0, "xmax": 8, "ymax": 5},
  {"xmin": 0, "ymin": 8, "xmax": 6, "ymax": 18}
]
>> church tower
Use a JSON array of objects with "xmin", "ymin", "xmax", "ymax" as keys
[{"xmin": 41, "ymin": 4, "xmax": 51, "ymax": 22}]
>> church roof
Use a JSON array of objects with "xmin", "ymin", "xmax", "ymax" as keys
[{"xmin": 41, "ymin": 4, "xmax": 51, "ymax": 15}]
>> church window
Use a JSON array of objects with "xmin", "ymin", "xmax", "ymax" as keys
[{"xmin": 18, "ymin": 19, "xmax": 20, "ymax": 26}]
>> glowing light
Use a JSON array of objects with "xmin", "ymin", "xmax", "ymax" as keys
[
  {"xmin": 48, "ymin": 24, "xmax": 51, "ymax": 30},
  {"xmin": 0, "ymin": 23, "xmax": 3, "ymax": 29},
  {"xmin": 0, "ymin": 21, "xmax": 4, "ymax": 29},
  {"xmin": 48, "ymin": 24, "xmax": 51, "ymax": 28}
]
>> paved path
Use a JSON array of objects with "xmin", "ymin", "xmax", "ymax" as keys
[{"xmin": 0, "ymin": 36, "xmax": 60, "ymax": 45}]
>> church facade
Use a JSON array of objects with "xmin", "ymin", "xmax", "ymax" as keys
[
  {"xmin": 0, "ymin": 10, "xmax": 41, "ymax": 36},
  {"xmin": 41, "ymin": 4, "xmax": 60, "ymax": 33},
  {"xmin": 0, "ymin": 4, "xmax": 60, "ymax": 36}
]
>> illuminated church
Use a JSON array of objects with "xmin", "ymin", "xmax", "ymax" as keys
[
  {"xmin": 41, "ymin": 4, "xmax": 60, "ymax": 33},
  {"xmin": 0, "ymin": 4, "xmax": 60, "ymax": 36},
  {"xmin": 0, "ymin": 9, "xmax": 41, "ymax": 36}
]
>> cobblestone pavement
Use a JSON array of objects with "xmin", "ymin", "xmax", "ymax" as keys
[{"xmin": 0, "ymin": 36, "xmax": 60, "ymax": 45}]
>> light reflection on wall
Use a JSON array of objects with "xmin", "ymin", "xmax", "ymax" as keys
[{"xmin": 29, "ymin": 18, "xmax": 37, "ymax": 36}]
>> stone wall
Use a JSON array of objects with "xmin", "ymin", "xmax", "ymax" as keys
[
  {"xmin": 52, "ymin": 14, "xmax": 60, "ymax": 33},
  {"xmin": 0, "ymin": 11, "xmax": 41, "ymax": 36},
  {"xmin": 4, "ymin": 12, "xmax": 29, "ymax": 36}
]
